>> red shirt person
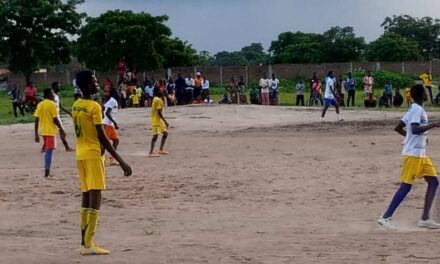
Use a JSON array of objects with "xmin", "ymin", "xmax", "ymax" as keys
[{"xmin": 24, "ymin": 82, "xmax": 39, "ymax": 105}]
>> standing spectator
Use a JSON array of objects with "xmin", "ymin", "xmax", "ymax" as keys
[
  {"xmin": 9, "ymin": 84, "xmax": 25, "ymax": 117},
  {"xmin": 269, "ymin": 73, "xmax": 280, "ymax": 105},
  {"xmin": 117, "ymin": 58, "xmax": 127, "ymax": 81},
  {"xmin": 295, "ymin": 80, "xmax": 305, "ymax": 106},
  {"xmin": 338, "ymin": 75, "xmax": 346, "ymax": 107},
  {"xmin": 346, "ymin": 72, "xmax": 356, "ymax": 107},
  {"xmin": 144, "ymin": 81, "xmax": 155, "ymax": 107},
  {"xmin": 320, "ymin": 70, "xmax": 343, "ymax": 122},
  {"xmin": 194, "ymin": 72, "xmax": 203, "ymax": 103},
  {"xmin": 249, "ymin": 84, "xmax": 260, "ymax": 104},
  {"xmin": 175, "ymin": 73, "xmax": 186, "ymax": 105},
  {"xmin": 229, "ymin": 77, "xmax": 238, "ymax": 103},
  {"xmin": 384, "ymin": 81, "xmax": 393, "ymax": 105},
  {"xmin": 185, "ymin": 74, "xmax": 195, "ymax": 104},
  {"xmin": 237, "ymin": 76, "xmax": 247, "ymax": 104},
  {"xmin": 259, "ymin": 73, "xmax": 270, "ymax": 105},
  {"xmin": 309, "ymin": 72, "xmax": 318, "ymax": 101},
  {"xmin": 420, "ymin": 70, "xmax": 433, "ymax": 103},
  {"xmin": 311, "ymin": 79, "xmax": 323, "ymax": 105},
  {"xmin": 363, "ymin": 71, "xmax": 374, "ymax": 96},
  {"xmin": 201, "ymin": 76, "xmax": 210, "ymax": 103},
  {"xmin": 120, "ymin": 81, "xmax": 128, "ymax": 108},
  {"xmin": 166, "ymin": 77, "xmax": 176, "ymax": 105}
]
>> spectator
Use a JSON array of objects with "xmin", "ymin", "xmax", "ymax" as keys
[
  {"xmin": 384, "ymin": 81, "xmax": 393, "ymax": 104},
  {"xmin": 120, "ymin": 80, "xmax": 128, "ymax": 108},
  {"xmin": 201, "ymin": 76, "xmax": 210, "ymax": 103},
  {"xmin": 103, "ymin": 77, "xmax": 113, "ymax": 101},
  {"xmin": 129, "ymin": 91, "xmax": 140, "ymax": 107},
  {"xmin": 165, "ymin": 77, "xmax": 176, "ymax": 106},
  {"xmin": 249, "ymin": 84, "xmax": 260, "ymax": 104},
  {"xmin": 229, "ymin": 77, "xmax": 238, "ymax": 103},
  {"xmin": 8, "ymin": 84, "xmax": 25, "ymax": 117},
  {"xmin": 237, "ymin": 76, "xmax": 247, "ymax": 104},
  {"xmin": 269, "ymin": 73, "xmax": 280, "ymax": 105},
  {"xmin": 393, "ymin": 88, "xmax": 404, "ymax": 107},
  {"xmin": 379, "ymin": 92, "xmax": 391, "ymax": 107},
  {"xmin": 346, "ymin": 72, "xmax": 356, "ymax": 107},
  {"xmin": 420, "ymin": 69, "xmax": 434, "ymax": 103},
  {"xmin": 259, "ymin": 72, "xmax": 270, "ymax": 105},
  {"xmin": 185, "ymin": 74, "xmax": 195, "ymax": 104},
  {"xmin": 194, "ymin": 72, "xmax": 203, "ymax": 103},
  {"xmin": 295, "ymin": 80, "xmax": 305, "ymax": 106},
  {"xmin": 364, "ymin": 94, "xmax": 377, "ymax": 108},
  {"xmin": 24, "ymin": 81, "xmax": 39, "ymax": 106},
  {"xmin": 311, "ymin": 79, "xmax": 323, "ymax": 105},
  {"xmin": 144, "ymin": 81, "xmax": 155, "ymax": 107},
  {"xmin": 309, "ymin": 72, "xmax": 318, "ymax": 101},
  {"xmin": 404, "ymin": 87, "xmax": 412, "ymax": 107},
  {"xmin": 363, "ymin": 70, "xmax": 374, "ymax": 96},
  {"xmin": 175, "ymin": 73, "xmax": 186, "ymax": 105},
  {"xmin": 338, "ymin": 75, "xmax": 346, "ymax": 107}
]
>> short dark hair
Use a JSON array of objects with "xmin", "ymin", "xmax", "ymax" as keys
[
  {"xmin": 43, "ymin": 88, "xmax": 53, "ymax": 99},
  {"xmin": 327, "ymin": 70, "xmax": 334, "ymax": 76},
  {"xmin": 109, "ymin": 88, "xmax": 119, "ymax": 99},
  {"xmin": 410, "ymin": 84, "xmax": 425, "ymax": 101},
  {"xmin": 75, "ymin": 71, "xmax": 94, "ymax": 93},
  {"xmin": 153, "ymin": 86, "xmax": 162, "ymax": 97},
  {"xmin": 51, "ymin": 81, "xmax": 60, "ymax": 91}
]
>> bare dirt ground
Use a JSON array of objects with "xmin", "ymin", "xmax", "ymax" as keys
[{"xmin": 3, "ymin": 105, "xmax": 440, "ymax": 264}]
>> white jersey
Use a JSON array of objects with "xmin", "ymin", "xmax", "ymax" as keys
[
  {"xmin": 324, "ymin": 77, "xmax": 335, "ymax": 99},
  {"xmin": 53, "ymin": 94, "xmax": 60, "ymax": 117},
  {"xmin": 103, "ymin": 97, "xmax": 118, "ymax": 126},
  {"xmin": 269, "ymin": 78, "xmax": 280, "ymax": 90},
  {"xmin": 401, "ymin": 103, "xmax": 428, "ymax": 157}
]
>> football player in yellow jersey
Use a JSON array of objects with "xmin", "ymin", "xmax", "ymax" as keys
[
  {"xmin": 72, "ymin": 71, "xmax": 132, "ymax": 255},
  {"xmin": 148, "ymin": 86, "xmax": 169, "ymax": 157},
  {"xmin": 34, "ymin": 88, "xmax": 66, "ymax": 177}
]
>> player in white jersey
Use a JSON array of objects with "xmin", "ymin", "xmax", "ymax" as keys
[
  {"xmin": 320, "ymin": 71, "xmax": 343, "ymax": 122},
  {"xmin": 378, "ymin": 84, "xmax": 440, "ymax": 230},
  {"xmin": 51, "ymin": 81, "xmax": 75, "ymax": 152}
]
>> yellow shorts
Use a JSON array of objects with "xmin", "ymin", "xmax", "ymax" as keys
[
  {"xmin": 400, "ymin": 155, "xmax": 437, "ymax": 184},
  {"xmin": 77, "ymin": 158, "xmax": 106, "ymax": 192},
  {"xmin": 152, "ymin": 123, "xmax": 167, "ymax": 135}
]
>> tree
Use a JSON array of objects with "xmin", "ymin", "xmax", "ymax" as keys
[
  {"xmin": 322, "ymin": 26, "xmax": 366, "ymax": 62},
  {"xmin": 75, "ymin": 10, "xmax": 197, "ymax": 73},
  {"xmin": 197, "ymin": 51, "xmax": 214, "ymax": 66},
  {"xmin": 211, "ymin": 51, "xmax": 248, "ymax": 66},
  {"xmin": 366, "ymin": 33, "xmax": 421, "ymax": 61},
  {"xmin": 381, "ymin": 15, "xmax": 440, "ymax": 60},
  {"xmin": 0, "ymin": 0, "xmax": 84, "ymax": 82},
  {"xmin": 240, "ymin": 43, "xmax": 268, "ymax": 65},
  {"xmin": 269, "ymin": 32, "xmax": 325, "ymax": 63}
]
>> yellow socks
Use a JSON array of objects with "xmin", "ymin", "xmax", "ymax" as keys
[
  {"xmin": 80, "ymin": 208, "xmax": 88, "ymax": 247},
  {"xmin": 82, "ymin": 208, "xmax": 100, "ymax": 248}
]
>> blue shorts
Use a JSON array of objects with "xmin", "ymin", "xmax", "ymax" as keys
[{"xmin": 324, "ymin": 98, "xmax": 337, "ymax": 107}]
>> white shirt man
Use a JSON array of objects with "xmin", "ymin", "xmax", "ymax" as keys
[{"xmin": 185, "ymin": 76, "xmax": 194, "ymax": 90}]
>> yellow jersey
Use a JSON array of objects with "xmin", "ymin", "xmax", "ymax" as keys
[
  {"xmin": 420, "ymin": 73, "xmax": 432, "ymax": 86},
  {"xmin": 130, "ymin": 93, "xmax": 140, "ymax": 105},
  {"xmin": 34, "ymin": 99, "xmax": 58, "ymax": 136},
  {"xmin": 72, "ymin": 99, "xmax": 104, "ymax": 160},
  {"xmin": 151, "ymin": 97, "xmax": 164, "ymax": 126}
]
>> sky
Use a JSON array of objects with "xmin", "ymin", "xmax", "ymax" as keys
[{"xmin": 77, "ymin": 0, "xmax": 440, "ymax": 54}]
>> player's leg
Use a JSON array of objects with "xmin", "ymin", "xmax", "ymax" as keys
[
  {"xmin": 43, "ymin": 136, "xmax": 56, "ymax": 177},
  {"xmin": 149, "ymin": 134, "xmax": 160, "ymax": 157},
  {"xmin": 158, "ymin": 132, "xmax": 168, "ymax": 155},
  {"xmin": 334, "ymin": 101, "xmax": 343, "ymax": 122},
  {"xmin": 421, "ymin": 176, "xmax": 438, "ymax": 221},
  {"xmin": 381, "ymin": 182, "xmax": 412, "ymax": 220}
]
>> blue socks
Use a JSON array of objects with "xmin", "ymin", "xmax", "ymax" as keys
[
  {"xmin": 383, "ymin": 182, "xmax": 412, "ymax": 218},
  {"xmin": 45, "ymin": 149, "xmax": 53, "ymax": 170}
]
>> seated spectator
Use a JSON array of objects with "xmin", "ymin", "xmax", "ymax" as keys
[
  {"xmin": 379, "ymin": 92, "xmax": 390, "ymax": 107},
  {"xmin": 166, "ymin": 77, "xmax": 176, "ymax": 106},
  {"xmin": 130, "ymin": 92, "xmax": 140, "ymax": 107},
  {"xmin": 364, "ymin": 94, "xmax": 377, "ymax": 108},
  {"xmin": 23, "ymin": 82, "xmax": 39, "ymax": 105},
  {"xmin": 393, "ymin": 88, "xmax": 404, "ymax": 107},
  {"xmin": 249, "ymin": 85, "xmax": 260, "ymax": 104}
]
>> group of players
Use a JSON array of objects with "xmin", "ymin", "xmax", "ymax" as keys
[
  {"xmin": 32, "ymin": 68, "xmax": 440, "ymax": 255},
  {"xmin": 33, "ymin": 71, "xmax": 170, "ymax": 255}
]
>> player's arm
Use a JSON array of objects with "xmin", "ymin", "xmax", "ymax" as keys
[
  {"xmin": 59, "ymin": 102, "xmax": 72, "ymax": 117},
  {"xmin": 158, "ymin": 108, "xmax": 169, "ymax": 128},
  {"xmin": 411, "ymin": 121, "xmax": 440, "ymax": 134},
  {"xmin": 105, "ymin": 108, "xmax": 118, "ymax": 129},
  {"xmin": 34, "ymin": 118, "xmax": 40, "ymax": 143},
  {"xmin": 96, "ymin": 124, "xmax": 132, "ymax": 176},
  {"xmin": 53, "ymin": 117, "xmax": 66, "ymax": 141},
  {"xmin": 394, "ymin": 121, "xmax": 406, "ymax": 136}
]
